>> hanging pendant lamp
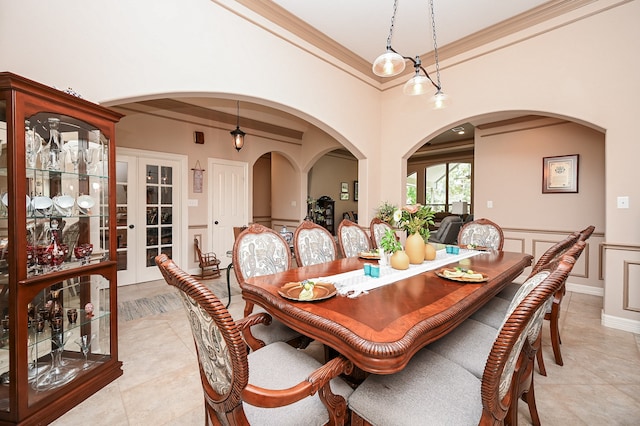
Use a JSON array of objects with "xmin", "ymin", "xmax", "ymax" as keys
[
  {"xmin": 230, "ymin": 100, "xmax": 246, "ymax": 152},
  {"xmin": 372, "ymin": 0, "xmax": 449, "ymax": 109}
]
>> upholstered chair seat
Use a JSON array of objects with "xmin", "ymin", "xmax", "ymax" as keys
[
  {"xmin": 348, "ymin": 349, "xmax": 483, "ymax": 425},
  {"xmin": 246, "ymin": 342, "xmax": 354, "ymax": 425}
]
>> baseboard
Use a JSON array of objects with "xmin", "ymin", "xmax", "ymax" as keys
[
  {"xmin": 601, "ymin": 311, "xmax": 640, "ymax": 334},
  {"xmin": 565, "ymin": 282, "xmax": 604, "ymax": 297}
]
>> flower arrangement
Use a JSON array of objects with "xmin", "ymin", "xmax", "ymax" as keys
[
  {"xmin": 379, "ymin": 228, "xmax": 402, "ymax": 254},
  {"xmin": 374, "ymin": 201, "xmax": 397, "ymax": 224},
  {"xmin": 393, "ymin": 204, "xmax": 435, "ymax": 242}
]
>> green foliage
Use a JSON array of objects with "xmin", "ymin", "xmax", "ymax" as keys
[
  {"xmin": 380, "ymin": 228, "xmax": 402, "ymax": 254},
  {"xmin": 374, "ymin": 201, "xmax": 397, "ymax": 224},
  {"xmin": 393, "ymin": 204, "xmax": 435, "ymax": 242}
]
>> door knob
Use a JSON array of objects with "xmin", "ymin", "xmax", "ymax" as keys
[
  {"xmin": 128, "ymin": 224, "xmax": 135, "ymax": 229},
  {"xmin": 214, "ymin": 221, "xmax": 219, "ymax": 225}
]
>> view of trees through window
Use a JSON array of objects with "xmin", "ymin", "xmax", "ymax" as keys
[
  {"xmin": 424, "ymin": 162, "xmax": 472, "ymax": 212},
  {"xmin": 407, "ymin": 172, "xmax": 417, "ymax": 204}
]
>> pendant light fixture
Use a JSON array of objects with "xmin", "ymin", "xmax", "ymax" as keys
[
  {"xmin": 372, "ymin": 0, "xmax": 448, "ymax": 109},
  {"xmin": 230, "ymin": 100, "xmax": 246, "ymax": 152}
]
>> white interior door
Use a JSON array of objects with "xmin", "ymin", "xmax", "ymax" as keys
[
  {"xmin": 209, "ymin": 159, "xmax": 248, "ymax": 267},
  {"xmin": 117, "ymin": 149, "xmax": 186, "ymax": 285}
]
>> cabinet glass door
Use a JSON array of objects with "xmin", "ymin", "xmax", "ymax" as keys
[
  {"xmin": 25, "ymin": 113, "xmax": 110, "ymax": 277},
  {"xmin": 0, "ymin": 101, "xmax": 10, "ymax": 413}
]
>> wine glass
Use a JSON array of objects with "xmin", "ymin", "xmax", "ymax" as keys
[
  {"xmin": 25, "ymin": 121, "xmax": 41, "ymax": 168},
  {"xmin": 75, "ymin": 334, "xmax": 96, "ymax": 370},
  {"xmin": 64, "ymin": 141, "xmax": 80, "ymax": 173}
]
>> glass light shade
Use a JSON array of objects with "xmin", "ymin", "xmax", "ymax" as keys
[
  {"xmin": 403, "ymin": 74, "xmax": 431, "ymax": 96},
  {"xmin": 372, "ymin": 50, "xmax": 406, "ymax": 77},
  {"xmin": 230, "ymin": 127, "xmax": 245, "ymax": 151},
  {"xmin": 431, "ymin": 90, "xmax": 449, "ymax": 109}
]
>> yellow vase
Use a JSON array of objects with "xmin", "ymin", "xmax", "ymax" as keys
[
  {"xmin": 424, "ymin": 243, "xmax": 437, "ymax": 261},
  {"xmin": 405, "ymin": 232, "xmax": 426, "ymax": 264},
  {"xmin": 390, "ymin": 250, "xmax": 410, "ymax": 270}
]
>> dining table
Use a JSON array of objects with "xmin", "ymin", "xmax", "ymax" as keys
[{"xmin": 240, "ymin": 249, "xmax": 533, "ymax": 375}]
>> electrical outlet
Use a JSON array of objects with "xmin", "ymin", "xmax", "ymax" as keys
[
  {"xmin": 487, "ymin": 200, "xmax": 493, "ymax": 208},
  {"xmin": 617, "ymin": 196, "xmax": 629, "ymax": 209}
]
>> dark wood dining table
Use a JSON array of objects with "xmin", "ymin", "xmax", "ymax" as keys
[{"xmin": 241, "ymin": 250, "xmax": 533, "ymax": 374}]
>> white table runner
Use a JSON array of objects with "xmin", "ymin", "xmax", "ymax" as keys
[{"xmin": 312, "ymin": 249, "xmax": 485, "ymax": 298}]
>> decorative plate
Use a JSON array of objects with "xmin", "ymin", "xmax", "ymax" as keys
[
  {"xmin": 278, "ymin": 281, "xmax": 337, "ymax": 302},
  {"xmin": 359, "ymin": 251, "xmax": 381, "ymax": 260},
  {"xmin": 77, "ymin": 195, "xmax": 96, "ymax": 209},
  {"xmin": 435, "ymin": 268, "xmax": 489, "ymax": 283},
  {"xmin": 461, "ymin": 244, "xmax": 490, "ymax": 251}
]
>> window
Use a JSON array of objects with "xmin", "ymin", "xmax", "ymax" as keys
[
  {"xmin": 424, "ymin": 162, "xmax": 471, "ymax": 212},
  {"xmin": 406, "ymin": 172, "xmax": 417, "ymax": 204}
]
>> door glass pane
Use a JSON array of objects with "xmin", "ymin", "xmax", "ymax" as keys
[
  {"xmin": 160, "ymin": 187, "xmax": 172, "ymax": 205},
  {"xmin": 146, "ymin": 186, "xmax": 158, "ymax": 204},
  {"xmin": 161, "ymin": 166, "xmax": 172, "ymax": 185},
  {"xmin": 160, "ymin": 207, "xmax": 172, "ymax": 225},
  {"xmin": 115, "ymin": 161, "xmax": 128, "ymax": 273},
  {"xmin": 146, "ymin": 207, "xmax": 158, "ymax": 225},
  {"xmin": 146, "ymin": 228, "xmax": 158, "ymax": 246},
  {"xmin": 146, "ymin": 165, "xmax": 158, "ymax": 184}
]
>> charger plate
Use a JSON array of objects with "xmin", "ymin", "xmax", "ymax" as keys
[
  {"xmin": 278, "ymin": 281, "xmax": 337, "ymax": 302},
  {"xmin": 435, "ymin": 268, "xmax": 488, "ymax": 283},
  {"xmin": 358, "ymin": 251, "xmax": 380, "ymax": 260}
]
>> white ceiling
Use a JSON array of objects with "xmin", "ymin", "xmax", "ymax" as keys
[{"xmin": 269, "ymin": 0, "xmax": 550, "ymax": 63}]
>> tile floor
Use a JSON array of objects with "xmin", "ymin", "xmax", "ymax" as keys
[{"xmin": 52, "ymin": 274, "xmax": 640, "ymax": 425}]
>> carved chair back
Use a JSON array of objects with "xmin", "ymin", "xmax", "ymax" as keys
[
  {"xmin": 458, "ymin": 217, "xmax": 504, "ymax": 250},
  {"xmin": 232, "ymin": 223, "xmax": 292, "ymax": 285},
  {"xmin": 480, "ymin": 251, "xmax": 578, "ymax": 423},
  {"xmin": 293, "ymin": 220, "xmax": 337, "ymax": 267},
  {"xmin": 337, "ymin": 219, "xmax": 371, "ymax": 258},
  {"xmin": 155, "ymin": 254, "xmax": 249, "ymax": 423},
  {"xmin": 369, "ymin": 217, "xmax": 394, "ymax": 249}
]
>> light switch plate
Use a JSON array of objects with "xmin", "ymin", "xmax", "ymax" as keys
[
  {"xmin": 487, "ymin": 200, "xmax": 493, "ymax": 208},
  {"xmin": 617, "ymin": 196, "xmax": 629, "ymax": 209}
]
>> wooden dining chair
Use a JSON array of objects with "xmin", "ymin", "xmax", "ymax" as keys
[
  {"xmin": 541, "ymin": 225, "xmax": 595, "ymax": 367},
  {"xmin": 337, "ymin": 219, "xmax": 371, "ymax": 258},
  {"xmin": 457, "ymin": 217, "xmax": 504, "ymax": 251},
  {"xmin": 347, "ymin": 251, "xmax": 578, "ymax": 426},
  {"xmin": 369, "ymin": 217, "xmax": 394, "ymax": 249},
  {"xmin": 193, "ymin": 237, "xmax": 221, "ymax": 279},
  {"xmin": 232, "ymin": 223, "xmax": 305, "ymax": 350},
  {"xmin": 293, "ymin": 220, "xmax": 337, "ymax": 267},
  {"xmin": 154, "ymin": 254, "xmax": 354, "ymax": 426}
]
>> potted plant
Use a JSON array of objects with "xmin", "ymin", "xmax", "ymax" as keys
[
  {"xmin": 379, "ymin": 229, "xmax": 409, "ymax": 270},
  {"xmin": 392, "ymin": 204, "xmax": 435, "ymax": 264},
  {"xmin": 374, "ymin": 201, "xmax": 397, "ymax": 224}
]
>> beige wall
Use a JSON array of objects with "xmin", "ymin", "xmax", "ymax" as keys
[
  {"xmin": 253, "ymin": 156, "xmax": 271, "ymax": 227},
  {"xmin": 308, "ymin": 153, "xmax": 359, "ymax": 226},
  {"xmin": 2, "ymin": 0, "xmax": 638, "ymax": 330}
]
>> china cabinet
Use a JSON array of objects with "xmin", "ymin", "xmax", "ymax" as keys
[
  {"xmin": 0, "ymin": 72, "xmax": 123, "ymax": 425},
  {"xmin": 316, "ymin": 196, "xmax": 335, "ymax": 235}
]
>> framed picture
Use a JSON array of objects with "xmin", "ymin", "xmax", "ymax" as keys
[
  {"xmin": 354, "ymin": 181, "xmax": 359, "ymax": 201},
  {"xmin": 341, "ymin": 182, "xmax": 348, "ymax": 193},
  {"xmin": 340, "ymin": 193, "xmax": 349, "ymax": 200},
  {"xmin": 542, "ymin": 154, "xmax": 579, "ymax": 193}
]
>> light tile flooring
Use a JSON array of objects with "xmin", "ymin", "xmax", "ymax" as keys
[{"xmin": 52, "ymin": 274, "xmax": 640, "ymax": 425}]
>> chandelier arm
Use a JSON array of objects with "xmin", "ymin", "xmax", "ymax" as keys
[
  {"xmin": 388, "ymin": 46, "xmax": 419, "ymax": 66},
  {"xmin": 419, "ymin": 65, "xmax": 440, "ymax": 90}
]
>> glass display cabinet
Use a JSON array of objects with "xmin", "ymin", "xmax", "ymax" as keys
[{"xmin": 0, "ymin": 72, "xmax": 122, "ymax": 424}]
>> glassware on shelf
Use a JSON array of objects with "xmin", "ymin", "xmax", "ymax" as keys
[
  {"xmin": 75, "ymin": 334, "xmax": 96, "ymax": 370},
  {"xmin": 74, "ymin": 243, "xmax": 93, "ymax": 265},
  {"xmin": 63, "ymin": 140, "xmax": 80, "ymax": 173},
  {"xmin": 32, "ymin": 329, "xmax": 78, "ymax": 391},
  {"xmin": 66, "ymin": 308, "xmax": 77, "ymax": 324},
  {"xmin": 25, "ymin": 120, "xmax": 41, "ymax": 168}
]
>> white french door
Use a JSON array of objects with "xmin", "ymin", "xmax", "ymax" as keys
[
  {"xmin": 116, "ymin": 148, "xmax": 187, "ymax": 285},
  {"xmin": 208, "ymin": 158, "xmax": 248, "ymax": 267}
]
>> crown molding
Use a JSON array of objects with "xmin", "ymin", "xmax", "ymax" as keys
[{"xmin": 234, "ymin": 0, "xmax": 598, "ymax": 84}]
